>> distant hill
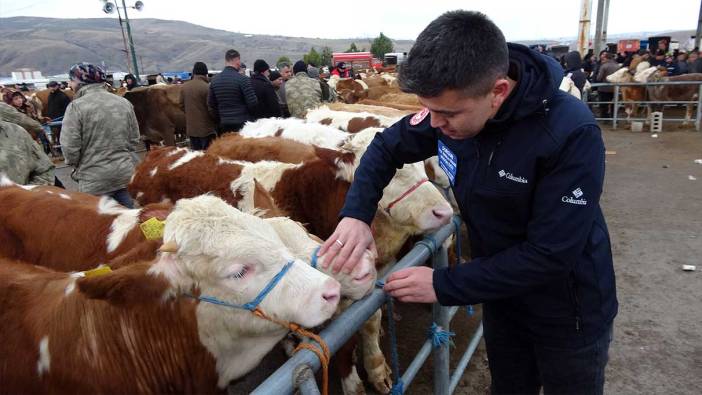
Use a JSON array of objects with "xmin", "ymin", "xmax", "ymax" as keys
[
  {"xmin": 0, "ymin": 17, "xmax": 697, "ymax": 77},
  {"xmin": 0, "ymin": 17, "xmax": 415, "ymax": 76}
]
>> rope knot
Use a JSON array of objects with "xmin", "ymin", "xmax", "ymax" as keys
[{"xmin": 428, "ymin": 322, "xmax": 455, "ymax": 349}]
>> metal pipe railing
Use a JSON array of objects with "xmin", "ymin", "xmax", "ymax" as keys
[
  {"xmin": 433, "ymin": 246, "xmax": 451, "ymax": 394},
  {"xmin": 251, "ymin": 219, "xmax": 458, "ymax": 395},
  {"xmin": 584, "ymin": 79, "xmax": 702, "ymax": 131},
  {"xmin": 449, "ymin": 322, "xmax": 484, "ymax": 394}
]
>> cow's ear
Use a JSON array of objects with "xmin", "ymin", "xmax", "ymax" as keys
[
  {"xmin": 314, "ymin": 146, "xmax": 355, "ymax": 168},
  {"xmin": 78, "ymin": 263, "xmax": 170, "ymax": 305}
]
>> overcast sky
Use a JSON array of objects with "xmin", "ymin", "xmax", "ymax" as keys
[{"xmin": 0, "ymin": 0, "xmax": 699, "ymax": 40}]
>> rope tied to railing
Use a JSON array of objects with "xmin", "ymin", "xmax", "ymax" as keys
[
  {"xmin": 377, "ymin": 279, "xmax": 404, "ymax": 395},
  {"xmin": 252, "ymin": 308, "xmax": 331, "ymax": 395},
  {"xmin": 428, "ymin": 322, "xmax": 456, "ymax": 349}
]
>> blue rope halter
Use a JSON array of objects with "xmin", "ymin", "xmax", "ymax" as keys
[{"xmin": 186, "ymin": 260, "xmax": 295, "ymax": 311}]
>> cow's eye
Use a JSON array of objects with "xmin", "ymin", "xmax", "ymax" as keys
[{"xmin": 228, "ymin": 266, "xmax": 249, "ymax": 280}]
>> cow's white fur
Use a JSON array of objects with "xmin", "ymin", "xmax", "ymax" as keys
[
  {"xmin": 98, "ymin": 197, "xmax": 141, "ymax": 254},
  {"xmin": 168, "ymin": 150, "xmax": 205, "ymax": 170},
  {"xmin": 149, "ymin": 167, "xmax": 158, "ymax": 177},
  {"xmin": 241, "ymin": 118, "xmax": 350, "ymax": 149},
  {"xmin": 64, "ymin": 271, "xmax": 86, "ymax": 296},
  {"xmin": 37, "ymin": 336, "xmax": 50, "ymax": 377},
  {"xmin": 59, "ymin": 193, "xmax": 71, "ymax": 200},
  {"xmin": 0, "ymin": 173, "xmax": 13, "ymax": 187},
  {"xmin": 305, "ymin": 106, "xmax": 400, "ymax": 132}
]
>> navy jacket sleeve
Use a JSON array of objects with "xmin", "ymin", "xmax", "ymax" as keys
[
  {"xmin": 339, "ymin": 115, "xmax": 439, "ymax": 225},
  {"xmin": 433, "ymin": 125, "xmax": 605, "ymax": 305}
]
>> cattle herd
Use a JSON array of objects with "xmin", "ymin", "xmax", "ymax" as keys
[{"xmin": 0, "ymin": 94, "xmax": 458, "ymax": 394}]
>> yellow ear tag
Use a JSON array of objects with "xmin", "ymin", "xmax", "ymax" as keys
[
  {"xmin": 83, "ymin": 266, "xmax": 113, "ymax": 277},
  {"xmin": 140, "ymin": 217, "xmax": 166, "ymax": 240}
]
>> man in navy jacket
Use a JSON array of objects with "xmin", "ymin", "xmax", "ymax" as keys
[{"xmin": 318, "ymin": 11, "xmax": 617, "ymax": 395}]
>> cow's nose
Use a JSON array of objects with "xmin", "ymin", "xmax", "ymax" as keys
[
  {"xmin": 322, "ymin": 280, "xmax": 341, "ymax": 304},
  {"xmin": 431, "ymin": 206, "xmax": 453, "ymax": 225}
]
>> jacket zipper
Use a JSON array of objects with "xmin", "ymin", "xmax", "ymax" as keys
[
  {"xmin": 487, "ymin": 140, "xmax": 503, "ymax": 168},
  {"xmin": 569, "ymin": 273, "xmax": 582, "ymax": 333}
]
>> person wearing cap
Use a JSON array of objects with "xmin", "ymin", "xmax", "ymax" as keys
[
  {"xmin": 208, "ymin": 49, "xmax": 258, "ymax": 133},
  {"xmin": 331, "ymin": 62, "xmax": 351, "ymax": 78},
  {"xmin": 251, "ymin": 60, "xmax": 282, "ymax": 120},
  {"xmin": 45, "ymin": 81, "xmax": 71, "ymax": 149},
  {"xmin": 122, "ymin": 74, "xmax": 139, "ymax": 90},
  {"xmin": 180, "ymin": 62, "xmax": 217, "ymax": 150},
  {"xmin": 60, "ymin": 62, "xmax": 140, "ymax": 208},
  {"xmin": 285, "ymin": 60, "xmax": 323, "ymax": 118},
  {"xmin": 276, "ymin": 63, "xmax": 292, "ymax": 117},
  {"xmin": 268, "ymin": 70, "xmax": 287, "ymax": 116}
]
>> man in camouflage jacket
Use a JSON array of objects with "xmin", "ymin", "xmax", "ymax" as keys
[
  {"xmin": 285, "ymin": 61, "xmax": 323, "ymax": 118},
  {"xmin": 0, "ymin": 120, "xmax": 54, "ymax": 185},
  {"xmin": 60, "ymin": 63, "xmax": 140, "ymax": 208},
  {"xmin": 0, "ymin": 101, "xmax": 44, "ymax": 140}
]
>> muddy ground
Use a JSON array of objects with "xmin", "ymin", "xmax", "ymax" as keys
[{"xmin": 55, "ymin": 126, "xmax": 702, "ymax": 394}]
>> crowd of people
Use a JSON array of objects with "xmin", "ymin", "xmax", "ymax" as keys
[{"xmin": 0, "ymin": 48, "xmax": 345, "ymax": 208}]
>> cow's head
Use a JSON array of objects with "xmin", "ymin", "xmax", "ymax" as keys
[
  {"xmin": 81, "ymin": 195, "xmax": 340, "ymax": 329},
  {"xmin": 634, "ymin": 66, "xmax": 660, "ymax": 83},
  {"xmin": 606, "ymin": 67, "xmax": 633, "ymax": 83},
  {"xmin": 263, "ymin": 217, "xmax": 377, "ymax": 300},
  {"xmin": 340, "ymin": 129, "xmax": 454, "ymax": 232}
]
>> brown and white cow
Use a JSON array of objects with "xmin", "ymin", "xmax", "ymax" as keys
[
  {"xmin": 128, "ymin": 148, "xmax": 377, "ymax": 300},
  {"xmin": 306, "ymin": 105, "xmax": 400, "ymax": 133},
  {"xmin": 0, "ymin": 176, "xmax": 171, "ymax": 271},
  {"xmin": 607, "ymin": 67, "xmax": 648, "ymax": 125},
  {"xmin": 123, "ymin": 84, "xmax": 185, "ymax": 147},
  {"xmin": 0, "ymin": 195, "xmax": 341, "ymax": 393},
  {"xmin": 327, "ymin": 102, "xmax": 414, "ymax": 118},
  {"xmin": 638, "ymin": 71, "xmax": 702, "ymax": 128}
]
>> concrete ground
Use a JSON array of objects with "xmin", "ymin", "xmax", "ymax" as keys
[{"xmin": 55, "ymin": 126, "xmax": 702, "ymax": 394}]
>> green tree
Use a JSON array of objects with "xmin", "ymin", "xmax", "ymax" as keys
[
  {"xmin": 346, "ymin": 42, "xmax": 360, "ymax": 53},
  {"xmin": 276, "ymin": 56, "xmax": 292, "ymax": 67},
  {"xmin": 370, "ymin": 33, "xmax": 394, "ymax": 59},
  {"xmin": 321, "ymin": 46, "xmax": 334, "ymax": 67},
  {"xmin": 303, "ymin": 47, "xmax": 322, "ymax": 67}
]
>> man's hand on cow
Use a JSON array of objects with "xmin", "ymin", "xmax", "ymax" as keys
[
  {"xmin": 384, "ymin": 267, "xmax": 437, "ymax": 303},
  {"xmin": 319, "ymin": 217, "xmax": 376, "ymax": 274}
]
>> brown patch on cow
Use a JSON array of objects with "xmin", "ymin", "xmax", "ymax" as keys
[
  {"xmin": 252, "ymin": 179, "xmax": 285, "ymax": 218},
  {"xmin": 124, "ymin": 85, "xmax": 184, "ymax": 146},
  {"xmin": 208, "ymin": 133, "xmax": 319, "ymax": 164},
  {"xmin": 0, "ymin": 260, "xmax": 220, "ymax": 393},
  {"xmin": 319, "ymin": 118, "xmax": 333, "ymax": 126},
  {"xmin": 138, "ymin": 202, "xmax": 174, "ymax": 223},
  {"xmin": 129, "ymin": 147, "xmax": 243, "ymax": 209},
  {"xmin": 274, "ymin": 128, "xmax": 285, "ymax": 137},
  {"xmin": 0, "ymin": 186, "xmax": 166, "ymax": 272},
  {"xmin": 358, "ymin": 99, "xmax": 423, "ymax": 112},
  {"xmin": 424, "ymin": 161, "xmax": 437, "ymax": 182},
  {"xmin": 313, "ymin": 146, "xmax": 355, "ymax": 167},
  {"xmin": 347, "ymin": 116, "xmax": 381, "ymax": 133},
  {"xmin": 78, "ymin": 262, "xmax": 170, "ymax": 305}
]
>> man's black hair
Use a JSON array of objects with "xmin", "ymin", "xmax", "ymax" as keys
[
  {"xmin": 399, "ymin": 10, "xmax": 508, "ymax": 98},
  {"xmin": 225, "ymin": 49, "xmax": 241, "ymax": 62}
]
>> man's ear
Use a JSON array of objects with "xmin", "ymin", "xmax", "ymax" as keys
[
  {"xmin": 491, "ymin": 78, "xmax": 511, "ymax": 108},
  {"xmin": 78, "ymin": 263, "xmax": 170, "ymax": 305}
]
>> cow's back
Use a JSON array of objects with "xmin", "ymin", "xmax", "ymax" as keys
[
  {"xmin": 207, "ymin": 134, "xmax": 318, "ymax": 163},
  {"xmin": 129, "ymin": 147, "xmax": 244, "ymax": 207}
]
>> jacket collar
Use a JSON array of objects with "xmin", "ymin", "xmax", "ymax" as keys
[
  {"xmin": 193, "ymin": 74, "xmax": 209, "ymax": 82},
  {"xmin": 74, "ymin": 83, "xmax": 108, "ymax": 99}
]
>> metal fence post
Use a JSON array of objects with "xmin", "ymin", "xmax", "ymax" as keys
[
  {"xmin": 613, "ymin": 84, "xmax": 620, "ymax": 129},
  {"xmin": 696, "ymin": 84, "xmax": 702, "ymax": 132},
  {"xmin": 432, "ymin": 245, "xmax": 450, "ymax": 395}
]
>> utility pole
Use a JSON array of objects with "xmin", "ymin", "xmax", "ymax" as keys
[
  {"xmin": 577, "ymin": 0, "xmax": 592, "ymax": 57},
  {"xmin": 121, "ymin": 0, "xmax": 140, "ymax": 79},
  {"xmin": 116, "ymin": 6, "xmax": 132, "ymax": 74},
  {"xmin": 594, "ymin": 0, "xmax": 611, "ymax": 55},
  {"xmin": 696, "ymin": 0, "xmax": 702, "ymax": 50}
]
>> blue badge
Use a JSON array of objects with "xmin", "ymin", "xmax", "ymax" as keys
[{"xmin": 437, "ymin": 140, "xmax": 457, "ymax": 186}]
